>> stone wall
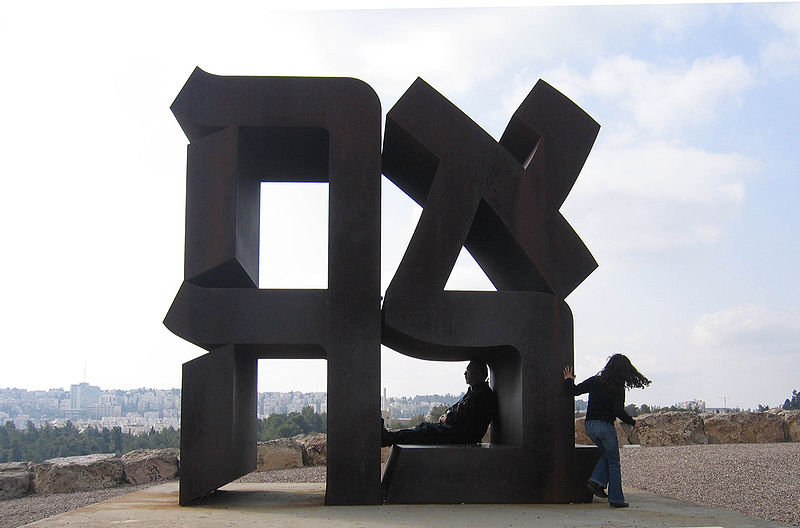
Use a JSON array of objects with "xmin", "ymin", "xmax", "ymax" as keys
[
  {"xmin": 629, "ymin": 411, "xmax": 708, "ymax": 446},
  {"xmin": 256, "ymin": 433, "xmax": 329, "ymax": 470},
  {"xmin": 0, "ymin": 462, "xmax": 32, "ymax": 500},
  {"xmin": 782, "ymin": 410, "xmax": 800, "ymax": 441},
  {"xmin": 575, "ymin": 410, "xmax": 800, "ymax": 447},
  {"xmin": 120, "ymin": 448, "xmax": 180, "ymax": 485},
  {"xmin": 256, "ymin": 438, "xmax": 305, "ymax": 470},
  {"xmin": 0, "ymin": 449, "xmax": 179, "ymax": 500}
]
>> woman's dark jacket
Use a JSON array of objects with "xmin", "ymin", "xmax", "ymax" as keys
[{"xmin": 566, "ymin": 376, "xmax": 635, "ymax": 426}]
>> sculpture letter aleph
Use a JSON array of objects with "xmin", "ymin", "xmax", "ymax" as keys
[{"xmin": 165, "ymin": 68, "xmax": 601, "ymax": 506}]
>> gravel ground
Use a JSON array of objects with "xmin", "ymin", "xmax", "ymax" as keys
[
  {"xmin": 1, "ymin": 443, "xmax": 797, "ymax": 528},
  {"xmin": 0, "ymin": 483, "xmax": 159, "ymax": 528},
  {"xmin": 233, "ymin": 465, "xmax": 327, "ymax": 483},
  {"xmin": 620, "ymin": 442, "xmax": 799, "ymax": 527}
]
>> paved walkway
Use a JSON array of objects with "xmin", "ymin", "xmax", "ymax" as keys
[{"xmin": 23, "ymin": 482, "xmax": 791, "ymax": 528}]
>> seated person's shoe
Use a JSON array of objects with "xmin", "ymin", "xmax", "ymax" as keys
[
  {"xmin": 609, "ymin": 501, "xmax": 629, "ymax": 508},
  {"xmin": 586, "ymin": 480, "xmax": 608, "ymax": 498}
]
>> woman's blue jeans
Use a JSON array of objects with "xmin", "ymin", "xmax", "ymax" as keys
[{"xmin": 584, "ymin": 419, "xmax": 625, "ymax": 503}]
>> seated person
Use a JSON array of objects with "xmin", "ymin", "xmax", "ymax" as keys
[{"xmin": 381, "ymin": 360, "xmax": 497, "ymax": 446}]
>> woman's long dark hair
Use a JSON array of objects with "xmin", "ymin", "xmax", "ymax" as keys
[{"xmin": 599, "ymin": 354, "xmax": 651, "ymax": 390}]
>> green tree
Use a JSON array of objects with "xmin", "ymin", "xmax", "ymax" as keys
[
  {"xmin": 299, "ymin": 406, "xmax": 325, "ymax": 433},
  {"xmin": 427, "ymin": 404, "xmax": 449, "ymax": 422},
  {"xmin": 256, "ymin": 408, "xmax": 327, "ymax": 441},
  {"xmin": 0, "ymin": 421, "xmax": 181, "ymax": 462},
  {"xmin": 111, "ymin": 426, "xmax": 123, "ymax": 453},
  {"xmin": 10, "ymin": 439, "xmax": 22, "ymax": 461},
  {"xmin": 258, "ymin": 413, "xmax": 288, "ymax": 441},
  {"xmin": 277, "ymin": 421, "xmax": 302, "ymax": 438},
  {"xmin": 289, "ymin": 413, "xmax": 308, "ymax": 434},
  {"xmin": 639, "ymin": 404, "xmax": 651, "ymax": 414},
  {"xmin": 0, "ymin": 423, "xmax": 10, "ymax": 450},
  {"xmin": 784, "ymin": 389, "xmax": 800, "ymax": 410},
  {"xmin": 25, "ymin": 420, "xmax": 38, "ymax": 438}
]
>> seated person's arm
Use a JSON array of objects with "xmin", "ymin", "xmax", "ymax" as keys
[{"xmin": 445, "ymin": 394, "xmax": 486, "ymax": 428}]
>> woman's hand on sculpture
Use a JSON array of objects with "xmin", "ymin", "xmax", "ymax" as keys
[{"xmin": 563, "ymin": 365, "xmax": 575, "ymax": 380}]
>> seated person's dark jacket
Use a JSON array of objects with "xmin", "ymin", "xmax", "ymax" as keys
[
  {"xmin": 384, "ymin": 381, "xmax": 497, "ymax": 445},
  {"xmin": 443, "ymin": 380, "xmax": 497, "ymax": 442}
]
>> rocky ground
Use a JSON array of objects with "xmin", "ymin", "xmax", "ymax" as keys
[{"xmin": 1, "ymin": 443, "xmax": 798, "ymax": 528}]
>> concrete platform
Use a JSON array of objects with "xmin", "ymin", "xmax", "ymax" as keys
[{"xmin": 22, "ymin": 482, "xmax": 791, "ymax": 528}]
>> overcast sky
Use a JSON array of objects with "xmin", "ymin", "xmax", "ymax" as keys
[{"xmin": 1, "ymin": 1, "xmax": 798, "ymax": 410}]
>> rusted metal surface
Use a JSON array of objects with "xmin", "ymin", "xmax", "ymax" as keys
[
  {"xmin": 166, "ymin": 69, "xmax": 382, "ymax": 505},
  {"xmin": 166, "ymin": 70, "xmax": 599, "ymax": 506},
  {"xmin": 380, "ymin": 78, "xmax": 600, "ymax": 503}
]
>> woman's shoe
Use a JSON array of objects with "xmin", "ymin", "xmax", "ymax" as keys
[
  {"xmin": 609, "ymin": 501, "xmax": 629, "ymax": 508},
  {"xmin": 586, "ymin": 480, "xmax": 608, "ymax": 498}
]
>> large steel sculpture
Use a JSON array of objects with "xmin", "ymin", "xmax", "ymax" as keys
[
  {"xmin": 380, "ymin": 78, "xmax": 600, "ymax": 503},
  {"xmin": 164, "ymin": 69, "xmax": 382, "ymax": 505},
  {"xmin": 165, "ymin": 68, "xmax": 600, "ymax": 506}
]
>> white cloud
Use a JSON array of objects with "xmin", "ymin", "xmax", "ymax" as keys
[
  {"xmin": 691, "ymin": 304, "xmax": 800, "ymax": 350},
  {"xmin": 564, "ymin": 140, "xmax": 757, "ymax": 257},
  {"xmin": 571, "ymin": 304, "xmax": 799, "ymax": 410},
  {"xmin": 646, "ymin": 3, "xmax": 722, "ymax": 45},
  {"xmin": 541, "ymin": 54, "xmax": 755, "ymax": 137},
  {"xmin": 529, "ymin": 51, "xmax": 761, "ymax": 259},
  {"xmin": 581, "ymin": 141, "xmax": 751, "ymax": 205},
  {"xmin": 760, "ymin": 3, "xmax": 800, "ymax": 75}
]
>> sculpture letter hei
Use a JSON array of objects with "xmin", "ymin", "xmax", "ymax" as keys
[{"xmin": 165, "ymin": 68, "xmax": 601, "ymax": 506}]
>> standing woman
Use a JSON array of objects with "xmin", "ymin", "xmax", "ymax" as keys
[{"xmin": 563, "ymin": 354, "xmax": 651, "ymax": 508}]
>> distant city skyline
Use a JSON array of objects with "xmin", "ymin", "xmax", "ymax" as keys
[{"xmin": 2, "ymin": 379, "xmax": 791, "ymax": 413}]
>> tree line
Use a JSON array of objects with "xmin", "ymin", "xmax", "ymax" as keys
[
  {"xmin": 1, "ymin": 406, "xmax": 328, "ymax": 463},
  {"xmin": 257, "ymin": 406, "xmax": 326, "ymax": 441},
  {"xmin": 0, "ymin": 421, "xmax": 179, "ymax": 463}
]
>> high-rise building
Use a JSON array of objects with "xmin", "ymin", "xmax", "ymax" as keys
[{"xmin": 70, "ymin": 382, "xmax": 100, "ymax": 411}]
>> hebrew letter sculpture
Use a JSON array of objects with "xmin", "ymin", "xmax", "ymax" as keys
[
  {"xmin": 165, "ymin": 68, "xmax": 382, "ymax": 505},
  {"xmin": 166, "ymin": 70, "xmax": 601, "ymax": 506},
  {"xmin": 380, "ymin": 78, "xmax": 600, "ymax": 503}
]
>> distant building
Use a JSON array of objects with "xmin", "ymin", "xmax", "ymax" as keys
[
  {"xmin": 381, "ymin": 387, "xmax": 392, "ymax": 421},
  {"xmin": 86, "ymin": 403, "xmax": 122, "ymax": 420},
  {"xmin": 676, "ymin": 399, "xmax": 706, "ymax": 412},
  {"xmin": 258, "ymin": 391, "xmax": 327, "ymax": 418},
  {"xmin": 65, "ymin": 409, "xmax": 83, "ymax": 421},
  {"xmin": 70, "ymin": 382, "xmax": 100, "ymax": 413},
  {"xmin": 12, "ymin": 415, "xmax": 32, "ymax": 429}
]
